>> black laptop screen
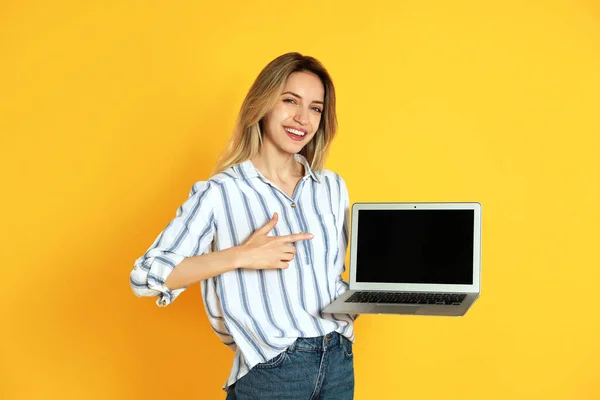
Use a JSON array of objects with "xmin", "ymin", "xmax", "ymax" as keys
[{"xmin": 355, "ymin": 209, "xmax": 474, "ymax": 285}]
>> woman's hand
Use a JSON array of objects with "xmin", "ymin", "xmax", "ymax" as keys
[{"xmin": 237, "ymin": 213, "xmax": 313, "ymax": 270}]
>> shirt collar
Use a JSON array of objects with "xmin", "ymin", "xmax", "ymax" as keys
[{"xmin": 237, "ymin": 153, "xmax": 321, "ymax": 183}]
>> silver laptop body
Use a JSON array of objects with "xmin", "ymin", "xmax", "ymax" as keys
[{"xmin": 322, "ymin": 202, "xmax": 481, "ymax": 316}]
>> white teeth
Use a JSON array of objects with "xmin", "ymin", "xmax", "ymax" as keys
[{"xmin": 285, "ymin": 127, "xmax": 305, "ymax": 136}]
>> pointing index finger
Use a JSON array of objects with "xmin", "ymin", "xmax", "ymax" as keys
[{"xmin": 280, "ymin": 232, "xmax": 314, "ymax": 243}]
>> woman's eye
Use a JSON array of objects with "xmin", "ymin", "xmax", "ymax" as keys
[
  {"xmin": 283, "ymin": 98, "xmax": 296, "ymax": 104},
  {"xmin": 312, "ymin": 107, "xmax": 322, "ymax": 113}
]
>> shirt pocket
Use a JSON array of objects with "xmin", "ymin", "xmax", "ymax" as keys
[{"xmin": 313, "ymin": 212, "xmax": 338, "ymax": 266}]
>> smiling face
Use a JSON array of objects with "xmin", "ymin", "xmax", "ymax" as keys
[{"xmin": 261, "ymin": 71, "xmax": 325, "ymax": 155}]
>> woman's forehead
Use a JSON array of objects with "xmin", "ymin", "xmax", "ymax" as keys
[{"xmin": 283, "ymin": 71, "xmax": 324, "ymax": 100}]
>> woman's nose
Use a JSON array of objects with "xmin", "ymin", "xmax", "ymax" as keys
[{"xmin": 294, "ymin": 108, "xmax": 309, "ymax": 125}]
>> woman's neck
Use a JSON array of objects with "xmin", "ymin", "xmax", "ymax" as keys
[{"xmin": 251, "ymin": 145, "xmax": 303, "ymax": 183}]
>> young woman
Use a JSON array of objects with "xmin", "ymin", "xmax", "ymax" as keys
[{"xmin": 130, "ymin": 52, "xmax": 356, "ymax": 399}]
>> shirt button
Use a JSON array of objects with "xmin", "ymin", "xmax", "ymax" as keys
[
  {"xmin": 133, "ymin": 265, "xmax": 138, "ymax": 270},
  {"xmin": 291, "ymin": 202, "xmax": 296, "ymax": 208}
]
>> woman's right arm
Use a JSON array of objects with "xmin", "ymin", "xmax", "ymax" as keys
[
  {"xmin": 130, "ymin": 179, "xmax": 312, "ymax": 307},
  {"xmin": 163, "ymin": 213, "xmax": 313, "ymax": 290}
]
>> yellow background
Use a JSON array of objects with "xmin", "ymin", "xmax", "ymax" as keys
[{"xmin": 2, "ymin": 0, "xmax": 599, "ymax": 399}]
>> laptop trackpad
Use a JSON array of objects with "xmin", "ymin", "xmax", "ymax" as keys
[{"xmin": 374, "ymin": 305, "xmax": 419, "ymax": 314}]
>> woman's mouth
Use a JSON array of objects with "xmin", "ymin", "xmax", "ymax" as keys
[{"xmin": 284, "ymin": 126, "xmax": 307, "ymax": 142}]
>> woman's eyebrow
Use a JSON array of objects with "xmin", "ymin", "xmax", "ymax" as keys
[{"xmin": 282, "ymin": 91, "xmax": 324, "ymax": 105}]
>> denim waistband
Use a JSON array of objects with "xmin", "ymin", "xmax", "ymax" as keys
[{"xmin": 288, "ymin": 331, "xmax": 344, "ymax": 352}]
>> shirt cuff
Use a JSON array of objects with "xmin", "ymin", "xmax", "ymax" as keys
[{"xmin": 145, "ymin": 253, "xmax": 186, "ymax": 307}]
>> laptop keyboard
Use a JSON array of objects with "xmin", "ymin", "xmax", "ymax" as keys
[{"xmin": 345, "ymin": 291, "xmax": 466, "ymax": 305}]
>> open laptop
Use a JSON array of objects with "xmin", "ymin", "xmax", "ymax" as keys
[{"xmin": 322, "ymin": 202, "xmax": 481, "ymax": 316}]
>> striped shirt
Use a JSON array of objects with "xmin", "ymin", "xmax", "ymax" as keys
[{"xmin": 130, "ymin": 153, "xmax": 355, "ymax": 390}]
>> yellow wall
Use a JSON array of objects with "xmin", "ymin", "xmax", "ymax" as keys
[{"xmin": 2, "ymin": 0, "xmax": 599, "ymax": 399}]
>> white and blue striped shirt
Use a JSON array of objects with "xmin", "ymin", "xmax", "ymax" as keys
[{"xmin": 130, "ymin": 153, "xmax": 355, "ymax": 389}]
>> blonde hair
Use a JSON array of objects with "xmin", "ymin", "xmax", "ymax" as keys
[{"xmin": 212, "ymin": 52, "xmax": 338, "ymax": 175}]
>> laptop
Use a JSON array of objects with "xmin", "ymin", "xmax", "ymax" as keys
[{"xmin": 322, "ymin": 202, "xmax": 481, "ymax": 316}]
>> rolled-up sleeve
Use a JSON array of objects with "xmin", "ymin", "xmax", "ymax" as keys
[{"xmin": 130, "ymin": 180, "xmax": 217, "ymax": 307}]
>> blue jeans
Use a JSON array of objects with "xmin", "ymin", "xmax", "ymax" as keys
[{"xmin": 226, "ymin": 331, "xmax": 355, "ymax": 400}]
